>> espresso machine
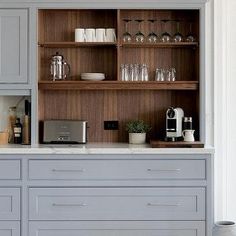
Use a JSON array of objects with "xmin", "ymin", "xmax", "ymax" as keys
[
  {"xmin": 50, "ymin": 52, "xmax": 70, "ymax": 80},
  {"xmin": 166, "ymin": 107, "xmax": 184, "ymax": 141}
]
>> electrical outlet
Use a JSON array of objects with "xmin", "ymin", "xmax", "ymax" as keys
[{"xmin": 104, "ymin": 121, "xmax": 119, "ymax": 130}]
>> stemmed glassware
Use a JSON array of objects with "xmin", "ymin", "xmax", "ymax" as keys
[
  {"xmin": 161, "ymin": 20, "xmax": 171, "ymax": 42},
  {"xmin": 173, "ymin": 20, "xmax": 183, "ymax": 42},
  {"xmin": 122, "ymin": 19, "xmax": 132, "ymax": 43},
  {"xmin": 147, "ymin": 19, "xmax": 158, "ymax": 43},
  {"xmin": 186, "ymin": 22, "xmax": 196, "ymax": 42},
  {"xmin": 134, "ymin": 19, "xmax": 145, "ymax": 43}
]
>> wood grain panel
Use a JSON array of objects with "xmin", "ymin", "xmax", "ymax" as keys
[
  {"xmin": 38, "ymin": 9, "xmax": 117, "ymax": 42},
  {"xmin": 120, "ymin": 47, "xmax": 197, "ymax": 81},
  {"xmin": 119, "ymin": 10, "xmax": 199, "ymax": 41},
  {"xmin": 38, "ymin": 9, "xmax": 200, "ymax": 143},
  {"xmin": 39, "ymin": 47, "xmax": 117, "ymax": 81},
  {"xmin": 39, "ymin": 90, "xmax": 198, "ymax": 142}
]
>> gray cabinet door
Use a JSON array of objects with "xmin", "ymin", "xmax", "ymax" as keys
[
  {"xmin": 29, "ymin": 221, "xmax": 205, "ymax": 236},
  {"xmin": 0, "ymin": 9, "xmax": 28, "ymax": 83}
]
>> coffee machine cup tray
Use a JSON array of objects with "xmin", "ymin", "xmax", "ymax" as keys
[{"xmin": 150, "ymin": 140, "xmax": 204, "ymax": 148}]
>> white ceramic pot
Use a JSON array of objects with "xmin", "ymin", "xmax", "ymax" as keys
[
  {"xmin": 213, "ymin": 221, "xmax": 236, "ymax": 236},
  {"xmin": 129, "ymin": 133, "xmax": 146, "ymax": 144}
]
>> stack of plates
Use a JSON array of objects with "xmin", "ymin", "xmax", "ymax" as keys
[{"xmin": 81, "ymin": 73, "xmax": 105, "ymax": 81}]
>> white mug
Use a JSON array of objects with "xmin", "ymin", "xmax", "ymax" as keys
[
  {"xmin": 85, "ymin": 28, "xmax": 96, "ymax": 42},
  {"xmin": 75, "ymin": 28, "xmax": 86, "ymax": 42},
  {"xmin": 106, "ymin": 28, "xmax": 116, "ymax": 42},
  {"xmin": 96, "ymin": 28, "xmax": 106, "ymax": 42},
  {"xmin": 182, "ymin": 129, "xmax": 195, "ymax": 142}
]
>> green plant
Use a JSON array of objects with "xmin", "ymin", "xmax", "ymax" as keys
[{"xmin": 126, "ymin": 120, "xmax": 151, "ymax": 133}]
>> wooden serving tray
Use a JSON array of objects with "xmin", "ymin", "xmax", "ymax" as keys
[{"xmin": 150, "ymin": 140, "xmax": 204, "ymax": 148}]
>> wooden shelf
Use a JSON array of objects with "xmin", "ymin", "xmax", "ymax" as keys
[
  {"xmin": 121, "ymin": 42, "xmax": 198, "ymax": 48},
  {"xmin": 38, "ymin": 81, "xmax": 199, "ymax": 90},
  {"xmin": 38, "ymin": 42, "xmax": 198, "ymax": 48},
  {"xmin": 38, "ymin": 42, "xmax": 117, "ymax": 48}
]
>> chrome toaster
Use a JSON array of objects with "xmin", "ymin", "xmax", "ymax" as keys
[{"xmin": 43, "ymin": 120, "xmax": 88, "ymax": 144}]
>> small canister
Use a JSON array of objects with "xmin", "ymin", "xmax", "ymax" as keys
[{"xmin": 183, "ymin": 117, "xmax": 192, "ymax": 130}]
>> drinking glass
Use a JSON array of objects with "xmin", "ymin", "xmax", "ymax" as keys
[
  {"xmin": 120, "ymin": 64, "xmax": 130, "ymax": 81},
  {"xmin": 165, "ymin": 68, "xmax": 176, "ymax": 81},
  {"xmin": 170, "ymin": 68, "xmax": 176, "ymax": 81},
  {"xmin": 129, "ymin": 64, "xmax": 135, "ymax": 81},
  {"xmin": 173, "ymin": 20, "xmax": 183, "ymax": 42},
  {"xmin": 147, "ymin": 19, "xmax": 158, "ymax": 43},
  {"xmin": 140, "ymin": 64, "xmax": 149, "ymax": 81},
  {"xmin": 133, "ymin": 64, "xmax": 140, "ymax": 81},
  {"xmin": 155, "ymin": 68, "xmax": 165, "ymax": 81},
  {"xmin": 161, "ymin": 20, "xmax": 171, "ymax": 42},
  {"xmin": 122, "ymin": 19, "xmax": 132, "ymax": 43},
  {"xmin": 134, "ymin": 19, "xmax": 145, "ymax": 43},
  {"xmin": 186, "ymin": 22, "xmax": 196, "ymax": 42}
]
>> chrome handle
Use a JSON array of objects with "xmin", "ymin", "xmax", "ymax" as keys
[
  {"xmin": 147, "ymin": 203, "xmax": 180, "ymax": 207},
  {"xmin": 51, "ymin": 168, "xmax": 85, "ymax": 172},
  {"xmin": 147, "ymin": 168, "xmax": 181, "ymax": 172},
  {"xmin": 52, "ymin": 203, "xmax": 87, "ymax": 207}
]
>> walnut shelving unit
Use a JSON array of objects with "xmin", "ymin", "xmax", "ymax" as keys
[{"xmin": 38, "ymin": 9, "xmax": 200, "ymax": 142}]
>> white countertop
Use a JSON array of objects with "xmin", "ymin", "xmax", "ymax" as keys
[{"xmin": 0, "ymin": 143, "xmax": 214, "ymax": 155}]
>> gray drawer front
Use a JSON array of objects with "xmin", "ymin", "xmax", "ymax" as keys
[
  {"xmin": 29, "ymin": 221, "xmax": 205, "ymax": 236},
  {"xmin": 0, "ymin": 188, "xmax": 20, "ymax": 220},
  {"xmin": 28, "ymin": 159, "xmax": 205, "ymax": 180},
  {"xmin": 0, "ymin": 221, "xmax": 20, "ymax": 236},
  {"xmin": 29, "ymin": 188, "xmax": 205, "ymax": 221},
  {"xmin": 0, "ymin": 160, "xmax": 21, "ymax": 179}
]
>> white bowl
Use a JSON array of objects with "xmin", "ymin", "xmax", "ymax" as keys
[
  {"xmin": 81, "ymin": 76, "xmax": 105, "ymax": 81},
  {"xmin": 81, "ymin": 73, "xmax": 105, "ymax": 77}
]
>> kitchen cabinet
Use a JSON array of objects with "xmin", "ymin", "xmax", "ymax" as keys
[
  {"xmin": 0, "ymin": 221, "xmax": 20, "ymax": 236},
  {"xmin": 0, "ymin": 9, "xmax": 28, "ymax": 84},
  {"xmin": 29, "ymin": 221, "xmax": 206, "ymax": 236},
  {"xmin": 37, "ymin": 9, "xmax": 200, "ymax": 143},
  {"xmin": 26, "ymin": 154, "xmax": 212, "ymax": 236}
]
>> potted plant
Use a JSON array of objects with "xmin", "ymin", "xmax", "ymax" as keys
[{"xmin": 126, "ymin": 120, "xmax": 151, "ymax": 144}]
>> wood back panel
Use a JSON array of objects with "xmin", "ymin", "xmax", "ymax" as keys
[
  {"xmin": 38, "ymin": 9, "xmax": 117, "ymax": 42},
  {"xmin": 38, "ymin": 9, "xmax": 200, "ymax": 143},
  {"xmin": 39, "ymin": 47, "xmax": 117, "ymax": 81},
  {"xmin": 119, "ymin": 10, "xmax": 199, "ymax": 41},
  {"xmin": 40, "ymin": 90, "xmax": 199, "ymax": 142},
  {"xmin": 120, "ymin": 47, "xmax": 197, "ymax": 81}
]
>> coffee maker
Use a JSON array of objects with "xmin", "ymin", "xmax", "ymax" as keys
[{"xmin": 166, "ymin": 107, "xmax": 184, "ymax": 141}]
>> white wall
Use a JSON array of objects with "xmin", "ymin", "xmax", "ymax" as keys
[
  {"xmin": 214, "ymin": 0, "xmax": 236, "ymax": 222},
  {"xmin": 224, "ymin": 0, "xmax": 236, "ymax": 222}
]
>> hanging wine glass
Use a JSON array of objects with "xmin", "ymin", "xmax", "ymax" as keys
[
  {"xmin": 122, "ymin": 19, "xmax": 132, "ymax": 43},
  {"xmin": 186, "ymin": 22, "xmax": 196, "ymax": 42},
  {"xmin": 161, "ymin": 19, "xmax": 171, "ymax": 42},
  {"xmin": 173, "ymin": 20, "xmax": 183, "ymax": 42},
  {"xmin": 147, "ymin": 19, "xmax": 158, "ymax": 43},
  {"xmin": 134, "ymin": 19, "xmax": 145, "ymax": 43}
]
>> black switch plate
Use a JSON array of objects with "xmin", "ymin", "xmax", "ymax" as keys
[{"xmin": 104, "ymin": 121, "xmax": 119, "ymax": 130}]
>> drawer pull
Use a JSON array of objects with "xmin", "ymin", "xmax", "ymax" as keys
[
  {"xmin": 51, "ymin": 168, "xmax": 85, "ymax": 173},
  {"xmin": 52, "ymin": 203, "xmax": 87, "ymax": 207},
  {"xmin": 147, "ymin": 203, "xmax": 180, "ymax": 207},
  {"xmin": 147, "ymin": 168, "xmax": 181, "ymax": 172}
]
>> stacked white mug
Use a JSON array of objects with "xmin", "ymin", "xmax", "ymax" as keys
[{"xmin": 75, "ymin": 28, "xmax": 116, "ymax": 42}]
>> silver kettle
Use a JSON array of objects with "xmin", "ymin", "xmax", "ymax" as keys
[{"xmin": 50, "ymin": 52, "xmax": 70, "ymax": 80}]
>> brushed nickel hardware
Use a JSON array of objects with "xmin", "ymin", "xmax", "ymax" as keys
[
  {"xmin": 147, "ymin": 168, "xmax": 181, "ymax": 172},
  {"xmin": 147, "ymin": 203, "xmax": 180, "ymax": 207},
  {"xmin": 51, "ymin": 168, "xmax": 85, "ymax": 172},
  {"xmin": 52, "ymin": 203, "xmax": 87, "ymax": 207}
]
